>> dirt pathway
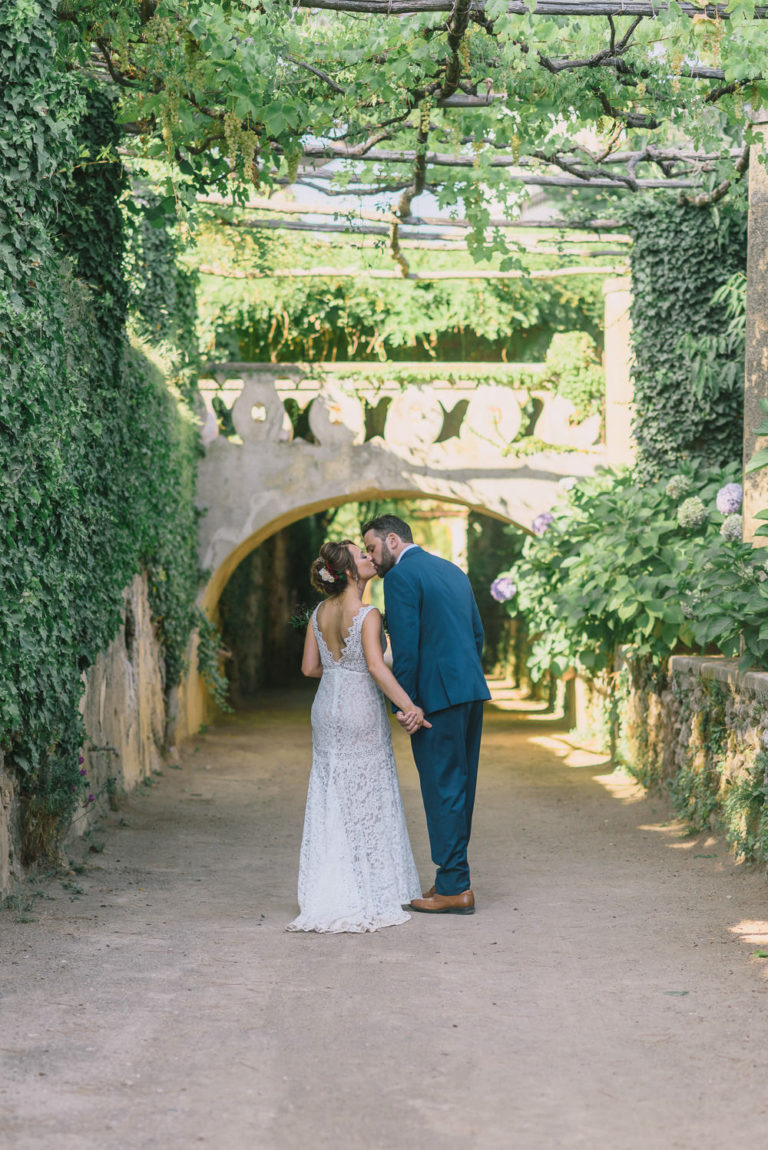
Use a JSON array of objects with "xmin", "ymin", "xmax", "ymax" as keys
[{"xmin": 3, "ymin": 685, "xmax": 768, "ymax": 1150}]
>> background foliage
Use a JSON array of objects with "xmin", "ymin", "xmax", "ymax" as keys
[{"xmin": 195, "ymin": 227, "xmax": 607, "ymax": 364}]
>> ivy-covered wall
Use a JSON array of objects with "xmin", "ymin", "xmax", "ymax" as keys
[
  {"xmin": 0, "ymin": 6, "xmax": 201, "ymax": 866},
  {"xmin": 618, "ymin": 659, "xmax": 768, "ymax": 867},
  {"xmin": 629, "ymin": 199, "xmax": 747, "ymax": 478}
]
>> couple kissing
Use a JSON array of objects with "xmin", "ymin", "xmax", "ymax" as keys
[{"xmin": 287, "ymin": 514, "xmax": 491, "ymax": 934}]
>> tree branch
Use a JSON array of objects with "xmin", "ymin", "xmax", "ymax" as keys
[
  {"xmin": 684, "ymin": 143, "xmax": 750, "ymax": 207},
  {"xmin": 293, "ymin": 0, "xmax": 768, "ymax": 19},
  {"xmin": 440, "ymin": 0, "xmax": 473, "ymax": 101}
]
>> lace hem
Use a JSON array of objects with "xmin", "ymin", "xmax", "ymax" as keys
[{"xmin": 286, "ymin": 907, "xmax": 412, "ymax": 934}]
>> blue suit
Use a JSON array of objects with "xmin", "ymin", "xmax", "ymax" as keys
[{"xmin": 384, "ymin": 547, "xmax": 490, "ymax": 895}]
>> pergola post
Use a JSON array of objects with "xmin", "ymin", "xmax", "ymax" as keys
[
  {"xmin": 603, "ymin": 276, "xmax": 635, "ymax": 465},
  {"xmin": 743, "ymin": 113, "xmax": 768, "ymax": 542}
]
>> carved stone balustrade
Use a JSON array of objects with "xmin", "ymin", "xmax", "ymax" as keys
[
  {"xmin": 195, "ymin": 363, "xmax": 607, "ymax": 614},
  {"xmin": 197, "ymin": 363, "xmax": 601, "ymax": 453}
]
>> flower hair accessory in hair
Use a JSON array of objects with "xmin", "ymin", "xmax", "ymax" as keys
[{"xmin": 318, "ymin": 565, "xmax": 334, "ymax": 584}]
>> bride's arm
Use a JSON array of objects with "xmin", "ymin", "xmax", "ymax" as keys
[
  {"xmin": 301, "ymin": 621, "xmax": 323, "ymax": 678},
  {"xmin": 361, "ymin": 611, "xmax": 430, "ymax": 729}
]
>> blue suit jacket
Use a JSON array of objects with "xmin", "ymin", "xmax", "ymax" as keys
[{"xmin": 383, "ymin": 547, "xmax": 491, "ymax": 714}]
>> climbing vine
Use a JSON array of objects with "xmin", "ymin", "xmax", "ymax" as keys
[{"xmin": 0, "ymin": 7, "xmax": 204, "ymax": 863}]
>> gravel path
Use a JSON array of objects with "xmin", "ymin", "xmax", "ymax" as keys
[{"xmin": 3, "ymin": 683, "xmax": 768, "ymax": 1150}]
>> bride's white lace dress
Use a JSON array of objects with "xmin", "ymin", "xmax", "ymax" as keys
[{"xmin": 287, "ymin": 604, "xmax": 421, "ymax": 933}]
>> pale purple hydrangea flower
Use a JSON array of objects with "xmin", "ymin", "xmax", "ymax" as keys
[
  {"xmin": 490, "ymin": 576, "xmax": 516, "ymax": 603},
  {"xmin": 677, "ymin": 496, "xmax": 708, "ymax": 529},
  {"xmin": 665, "ymin": 474, "xmax": 693, "ymax": 500},
  {"xmin": 720, "ymin": 514, "xmax": 742, "ymax": 542},
  {"xmin": 531, "ymin": 511, "xmax": 554, "ymax": 536},
  {"xmin": 716, "ymin": 483, "xmax": 743, "ymax": 514}
]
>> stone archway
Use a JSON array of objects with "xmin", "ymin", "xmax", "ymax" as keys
[
  {"xmin": 203, "ymin": 481, "xmax": 529, "ymax": 617},
  {"xmin": 182, "ymin": 484, "xmax": 528, "ymax": 736},
  {"xmin": 196, "ymin": 371, "xmax": 607, "ymax": 613}
]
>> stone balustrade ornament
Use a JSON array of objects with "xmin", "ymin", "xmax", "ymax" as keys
[
  {"xmin": 307, "ymin": 383, "xmax": 365, "ymax": 445},
  {"xmin": 195, "ymin": 390, "xmax": 220, "ymax": 447},
  {"xmin": 460, "ymin": 386, "xmax": 522, "ymax": 449},
  {"xmin": 230, "ymin": 374, "xmax": 293, "ymax": 444},
  {"xmin": 385, "ymin": 390, "xmax": 445, "ymax": 449},
  {"xmin": 533, "ymin": 393, "xmax": 601, "ymax": 450}
]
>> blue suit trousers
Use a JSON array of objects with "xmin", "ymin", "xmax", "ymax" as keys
[{"xmin": 410, "ymin": 699, "xmax": 484, "ymax": 895}]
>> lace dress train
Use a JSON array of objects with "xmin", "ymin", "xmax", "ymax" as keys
[{"xmin": 287, "ymin": 605, "xmax": 421, "ymax": 933}]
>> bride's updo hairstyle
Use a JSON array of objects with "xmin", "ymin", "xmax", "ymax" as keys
[{"xmin": 310, "ymin": 540, "xmax": 357, "ymax": 597}]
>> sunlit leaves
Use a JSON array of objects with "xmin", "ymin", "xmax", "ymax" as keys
[{"xmin": 57, "ymin": 0, "xmax": 768, "ymax": 214}]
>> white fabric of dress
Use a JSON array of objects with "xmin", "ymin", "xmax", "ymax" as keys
[{"xmin": 287, "ymin": 604, "xmax": 421, "ymax": 933}]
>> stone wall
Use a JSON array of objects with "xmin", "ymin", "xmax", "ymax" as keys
[
  {"xmin": 1, "ymin": 573, "xmax": 168, "ymax": 896},
  {"xmin": 77, "ymin": 571, "xmax": 167, "ymax": 802},
  {"xmin": 0, "ymin": 747, "xmax": 19, "ymax": 896},
  {"xmin": 575, "ymin": 656, "xmax": 768, "ymax": 868}
]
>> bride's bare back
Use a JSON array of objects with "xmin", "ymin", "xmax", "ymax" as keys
[{"xmin": 315, "ymin": 597, "xmax": 368, "ymax": 662}]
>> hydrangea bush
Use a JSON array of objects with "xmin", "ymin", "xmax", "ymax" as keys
[
  {"xmin": 494, "ymin": 460, "xmax": 768, "ymax": 681},
  {"xmin": 720, "ymin": 514, "xmax": 742, "ymax": 542},
  {"xmin": 665, "ymin": 474, "xmax": 693, "ymax": 500},
  {"xmin": 531, "ymin": 511, "xmax": 554, "ymax": 537}
]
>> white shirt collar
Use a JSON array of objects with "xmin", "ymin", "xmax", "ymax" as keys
[{"xmin": 395, "ymin": 543, "xmax": 418, "ymax": 565}]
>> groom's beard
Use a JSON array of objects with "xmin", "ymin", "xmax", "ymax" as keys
[{"xmin": 374, "ymin": 541, "xmax": 396, "ymax": 577}]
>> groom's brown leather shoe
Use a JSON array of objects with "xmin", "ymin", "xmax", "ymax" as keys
[
  {"xmin": 422, "ymin": 885, "xmax": 436, "ymax": 898},
  {"xmin": 410, "ymin": 890, "xmax": 475, "ymax": 915}
]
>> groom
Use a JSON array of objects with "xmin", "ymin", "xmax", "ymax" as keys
[{"xmin": 362, "ymin": 515, "xmax": 490, "ymax": 915}]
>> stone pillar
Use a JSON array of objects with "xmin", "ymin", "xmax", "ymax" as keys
[
  {"xmin": 603, "ymin": 277, "xmax": 635, "ymax": 466},
  {"xmin": 743, "ymin": 113, "xmax": 768, "ymax": 543}
]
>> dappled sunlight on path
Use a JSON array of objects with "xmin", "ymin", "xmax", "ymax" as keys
[{"xmin": 3, "ymin": 687, "xmax": 768, "ymax": 1150}]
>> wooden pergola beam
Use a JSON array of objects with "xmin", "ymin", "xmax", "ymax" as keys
[
  {"xmin": 197, "ymin": 194, "xmax": 629, "ymax": 232},
  {"xmin": 296, "ymin": 0, "xmax": 768, "ymax": 18},
  {"xmin": 197, "ymin": 263, "xmax": 627, "ymax": 280},
  {"xmin": 290, "ymin": 169, "xmax": 693, "ymax": 190},
  {"xmin": 299, "ymin": 144, "xmax": 699, "ymax": 182},
  {"xmin": 216, "ymin": 214, "xmax": 628, "ymax": 253}
]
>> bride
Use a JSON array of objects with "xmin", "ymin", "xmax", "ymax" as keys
[{"xmin": 287, "ymin": 539, "xmax": 426, "ymax": 933}]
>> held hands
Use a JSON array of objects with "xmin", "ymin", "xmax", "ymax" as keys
[{"xmin": 395, "ymin": 707, "xmax": 432, "ymax": 734}]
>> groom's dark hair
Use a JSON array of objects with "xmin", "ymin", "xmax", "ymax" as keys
[{"xmin": 361, "ymin": 514, "xmax": 414, "ymax": 543}]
